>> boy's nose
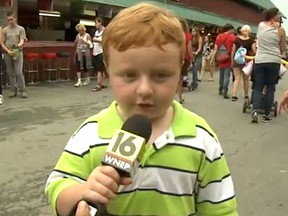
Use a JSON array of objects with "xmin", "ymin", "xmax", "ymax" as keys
[{"xmin": 136, "ymin": 77, "xmax": 153, "ymax": 98}]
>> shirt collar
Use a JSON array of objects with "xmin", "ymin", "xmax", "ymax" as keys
[{"xmin": 96, "ymin": 101, "xmax": 197, "ymax": 139}]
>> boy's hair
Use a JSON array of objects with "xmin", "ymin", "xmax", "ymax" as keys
[
  {"xmin": 102, "ymin": 3, "xmax": 185, "ymax": 64},
  {"xmin": 6, "ymin": 10, "xmax": 15, "ymax": 17},
  {"xmin": 223, "ymin": 23, "xmax": 234, "ymax": 32}
]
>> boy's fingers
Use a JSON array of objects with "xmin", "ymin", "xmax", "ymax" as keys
[
  {"xmin": 120, "ymin": 177, "xmax": 132, "ymax": 185},
  {"xmin": 76, "ymin": 201, "xmax": 90, "ymax": 216}
]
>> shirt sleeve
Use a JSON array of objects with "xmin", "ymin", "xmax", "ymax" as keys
[
  {"xmin": 215, "ymin": 35, "xmax": 221, "ymax": 49},
  {"xmin": 195, "ymin": 132, "xmax": 238, "ymax": 216},
  {"xmin": 45, "ymin": 121, "xmax": 105, "ymax": 216},
  {"xmin": 19, "ymin": 27, "xmax": 26, "ymax": 40}
]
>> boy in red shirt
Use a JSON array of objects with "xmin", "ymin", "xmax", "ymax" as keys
[{"xmin": 211, "ymin": 24, "xmax": 236, "ymax": 98}]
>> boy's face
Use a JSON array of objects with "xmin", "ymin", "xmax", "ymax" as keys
[
  {"xmin": 107, "ymin": 43, "xmax": 181, "ymax": 121},
  {"xmin": 7, "ymin": 15, "xmax": 16, "ymax": 26}
]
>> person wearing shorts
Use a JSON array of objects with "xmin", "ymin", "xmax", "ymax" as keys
[{"xmin": 92, "ymin": 17, "xmax": 106, "ymax": 92}]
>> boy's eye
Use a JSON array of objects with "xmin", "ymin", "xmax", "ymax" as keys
[
  {"xmin": 153, "ymin": 73, "xmax": 170, "ymax": 81},
  {"xmin": 123, "ymin": 72, "xmax": 137, "ymax": 80}
]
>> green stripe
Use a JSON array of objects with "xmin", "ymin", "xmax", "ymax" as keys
[
  {"xmin": 198, "ymin": 155, "xmax": 230, "ymax": 187},
  {"xmin": 107, "ymin": 190, "xmax": 196, "ymax": 215},
  {"xmin": 144, "ymin": 144, "xmax": 202, "ymax": 173},
  {"xmin": 196, "ymin": 197, "xmax": 238, "ymax": 216}
]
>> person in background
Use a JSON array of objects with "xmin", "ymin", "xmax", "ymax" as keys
[
  {"xmin": 251, "ymin": 8, "xmax": 286, "ymax": 123},
  {"xmin": 1, "ymin": 10, "xmax": 27, "ymax": 98},
  {"xmin": 199, "ymin": 35, "xmax": 214, "ymax": 81},
  {"xmin": 190, "ymin": 27, "xmax": 203, "ymax": 90},
  {"xmin": 210, "ymin": 24, "xmax": 236, "ymax": 99},
  {"xmin": 74, "ymin": 24, "xmax": 93, "ymax": 87},
  {"xmin": 0, "ymin": 25, "xmax": 3, "ymax": 105},
  {"xmin": 92, "ymin": 17, "xmax": 106, "ymax": 92},
  {"xmin": 231, "ymin": 25, "xmax": 256, "ymax": 102},
  {"xmin": 278, "ymin": 90, "xmax": 288, "ymax": 113},
  {"xmin": 177, "ymin": 18, "xmax": 192, "ymax": 103}
]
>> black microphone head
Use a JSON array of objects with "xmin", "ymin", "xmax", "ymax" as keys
[{"xmin": 121, "ymin": 115, "xmax": 152, "ymax": 143}]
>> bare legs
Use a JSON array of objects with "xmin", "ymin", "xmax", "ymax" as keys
[
  {"xmin": 199, "ymin": 58, "xmax": 213, "ymax": 81},
  {"xmin": 232, "ymin": 67, "xmax": 249, "ymax": 100}
]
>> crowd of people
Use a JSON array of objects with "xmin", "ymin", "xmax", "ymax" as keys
[
  {"xmin": 43, "ymin": 3, "xmax": 288, "ymax": 216},
  {"xmin": 178, "ymin": 7, "xmax": 288, "ymax": 123},
  {"xmin": 0, "ymin": 2, "xmax": 288, "ymax": 216}
]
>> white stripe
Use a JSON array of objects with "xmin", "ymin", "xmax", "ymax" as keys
[
  {"xmin": 65, "ymin": 122, "xmax": 110, "ymax": 155},
  {"xmin": 175, "ymin": 128, "xmax": 223, "ymax": 162},
  {"xmin": 197, "ymin": 176, "xmax": 235, "ymax": 203},
  {"xmin": 45, "ymin": 171, "xmax": 85, "ymax": 189},
  {"xmin": 118, "ymin": 166, "xmax": 197, "ymax": 195}
]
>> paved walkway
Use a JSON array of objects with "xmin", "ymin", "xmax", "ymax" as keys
[{"xmin": 0, "ymin": 72, "xmax": 287, "ymax": 216}]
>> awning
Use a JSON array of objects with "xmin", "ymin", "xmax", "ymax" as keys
[{"xmin": 81, "ymin": 0, "xmax": 258, "ymax": 32}]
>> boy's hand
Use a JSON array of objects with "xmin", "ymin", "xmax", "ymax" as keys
[
  {"xmin": 82, "ymin": 166, "xmax": 132, "ymax": 206},
  {"xmin": 7, "ymin": 50, "xmax": 15, "ymax": 57},
  {"xmin": 278, "ymin": 90, "xmax": 288, "ymax": 114},
  {"xmin": 75, "ymin": 201, "xmax": 90, "ymax": 216}
]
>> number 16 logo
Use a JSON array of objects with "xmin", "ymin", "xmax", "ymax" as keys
[{"xmin": 108, "ymin": 130, "xmax": 145, "ymax": 160}]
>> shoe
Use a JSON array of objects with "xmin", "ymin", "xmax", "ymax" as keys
[
  {"xmin": 223, "ymin": 95, "xmax": 230, "ymax": 99},
  {"xmin": 232, "ymin": 96, "xmax": 238, "ymax": 101},
  {"xmin": 9, "ymin": 90, "xmax": 17, "ymax": 98},
  {"xmin": 21, "ymin": 91, "xmax": 28, "ymax": 98},
  {"xmin": 219, "ymin": 90, "xmax": 223, "ymax": 96},
  {"xmin": 83, "ymin": 77, "xmax": 90, "ymax": 86},
  {"xmin": 74, "ymin": 79, "xmax": 82, "ymax": 87},
  {"xmin": 251, "ymin": 111, "xmax": 258, "ymax": 123},
  {"xmin": 0, "ymin": 94, "xmax": 3, "ymax": 105},
  {"xmin": 262, "ymin": 115, "xmax": 272, "ymax": 123}
]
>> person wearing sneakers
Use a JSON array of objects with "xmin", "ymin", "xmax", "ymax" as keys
[
  {"xmin": 74, "ymin": 24, "xmax": 93, "ymax": 87},
  {"xmin": 92, "ymin": 17, "xmax": 106, "ymax": 92},
  {"xmin": 251, "ymin": 8, "xmax": 286, "ymax": 123},
  {"xmin": 1, "ymin": 10, "xmax": 27, "ymax": 98}
]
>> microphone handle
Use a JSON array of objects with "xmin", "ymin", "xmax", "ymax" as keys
[{"xmin": 70, "ymin": 201, "xmax": 108, "ymax": 216}]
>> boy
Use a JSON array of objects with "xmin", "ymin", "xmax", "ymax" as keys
[{"xmin": 45, "ymin": 3, "xmax": 238, "ymax": 216}]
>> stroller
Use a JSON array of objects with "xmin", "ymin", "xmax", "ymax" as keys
[
  {"xmin": 242, "ymin": 64, "xmax": 279, "ymax": 117},
  {"xmin": 182, "ymin": 63, "xmax": 194, "ymax": 91}
]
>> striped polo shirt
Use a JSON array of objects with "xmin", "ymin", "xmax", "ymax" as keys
[{"xmin": 45, "ymin": 101, "xmax": 238, "ymax": 216}]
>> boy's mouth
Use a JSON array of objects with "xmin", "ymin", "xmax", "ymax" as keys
[{"xmin": 137, "ymin": 103, "xmax": 153, "ymax": 108}]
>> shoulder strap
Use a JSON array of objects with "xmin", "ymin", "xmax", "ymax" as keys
[{"xmin": 221, "ymin": 34, "xmax": 230, "ymax": 48}]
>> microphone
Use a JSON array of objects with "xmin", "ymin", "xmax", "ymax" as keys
[
  {"xmin": 75, "ymin": 115, "xmax": 152, "ymax": 216},
  {"xmin": 101, "ymin": 114, "xmax": 152, "ymax": 177}
]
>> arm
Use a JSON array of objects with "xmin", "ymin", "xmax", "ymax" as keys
[
  {"xmin": 195, "ymin": 37, "xmax": 203, "ymax": 55},
  {"xmin": 251, "ymin": 42, "xmax": 257, "ymax": 55},
  {"xmin": 210, "ymin": 44, "xmax": 218, "ymax": 64},
  {"xmin": 17, "ymin": 27, "xmax": 26, "ymax": 48},
  {"xmin": 187, "ymin": 40, "xmax": 192, "ymax": 62},
  {"xmin": 278, "ymin": 90, "xmax": 288, "ymax": 114},
  {"xmin": 0, "ymin": 28, "xmax": 11, "ymax": 53},
  {"xmin": 195, "ymin": 132, "xmax": 238, "ymax": 216},
  {"xmin": 93, "ymin": 36, "xmax": 102, "ymax": 43},
  {"xmin": 278, "ymin": 27, "xmax": 286, "ymax": 55},
  {"xmin": 231, "ymin": 43, "xmax": 236, "ymax": 63}
]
